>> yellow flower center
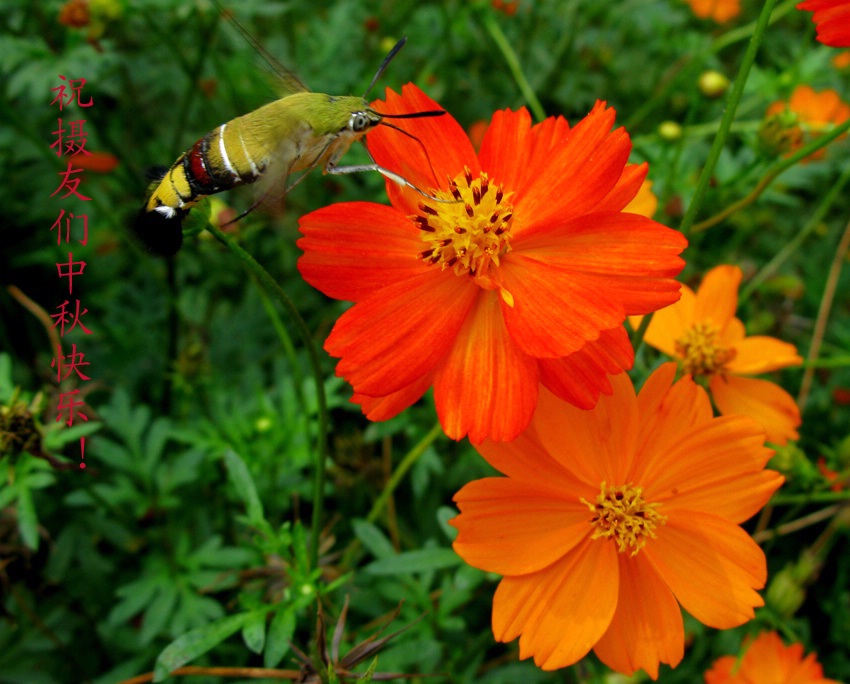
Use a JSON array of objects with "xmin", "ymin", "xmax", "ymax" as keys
[
  {"xmin": 412, "ymin": 166, "xmax": 514, "ymax": 281},
  {"xmin": 582, "ymin": 483, "xmax": 666, "ymax": 556},
  {"xmin": 674, "ymin": 321, "xmax": 737, "ymax": 376}
]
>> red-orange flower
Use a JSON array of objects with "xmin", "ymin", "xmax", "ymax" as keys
[
  {"xmin": 705, "ymin": 630, "xmax": 839, "ymax": 683},
  {"xmin": 450, "ymin": 364, "xmax": 783, "ymax": 678},
  {"xmin": 797, "ymin": 0, "xmax": 850, "ymax": 47},
  {"xmin": 764, "ymin": 85, "xmax": 850, "ymax": 160},
  {"xmin": 685, "ymin": 0, "xmax": 741, "ymax": 22},
  {"xmin": 635, "ymin": 265, "xmax": 803, "ymax": 445},
  {"xmin": 297, "ymin": 85, "xmax": 687, "ymax": 443}
]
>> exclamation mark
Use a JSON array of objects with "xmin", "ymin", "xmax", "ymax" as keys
[{"xmin": 80, "ymin": 436, "xmax": 86, "ymax": 469}]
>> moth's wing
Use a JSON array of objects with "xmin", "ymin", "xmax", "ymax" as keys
[
  {"xmin": 217, "ymin": 3, "xmax": 310, "ymax": 95},
  {"xmin": 227, "ymin": 120, "xmax": 335, "ymax": 222}
]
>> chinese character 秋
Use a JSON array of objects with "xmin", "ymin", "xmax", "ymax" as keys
[{"xmin": 50, "ymin": 299, "xmax": 92, "ymax": 336}]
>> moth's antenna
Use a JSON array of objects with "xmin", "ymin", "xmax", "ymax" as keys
[
  {"xmin": 375, "ymin": 110, "xmax": 447, "ymax": 119},
  {"xmin": 377, "ymin": 122, "xmax": 443, "ymax": 188},
  {"xmin": 364, "ymin": 37, "xmax": 408, "ymax": 98}
]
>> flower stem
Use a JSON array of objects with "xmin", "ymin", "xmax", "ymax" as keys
[
  {"xmin": 482, "ymin": 12, "xmax": 546, "ymax": 123},
  {"xmin": 366, "ymin": 421, "xmax": 443, "ymax": 525},
  {"xmin": 339, "ymin": 421, "xmax": 444, "ymax": 570},
  {"xmin": 203, "ymin": 222, "xmax": 330, "ymax": 572},
  {"xmin": 797, "ymin": 216, "xmax": 850, "ymax": 410},
  {"xmin": 740, "ymin": 158, "xmax": 850, "ymax": 302},
  {"xmin": 679, "ymin": 0, "xmax": 779, "ymax": 236},
  {"xmin": 692, "ymin": 118, "xmax": 850, "ymax": 234},
  {"xmin": 629, "ymin": 312, "xmax": 653, "ymax": 354}
]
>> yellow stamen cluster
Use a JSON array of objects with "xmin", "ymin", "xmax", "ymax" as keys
[
  {"xmin": 582, "ymin": 483, "xmax": 666, "ymax": 556},
  {"xmin": 412, "ymin": 166, "xmax": 514, "ymax": 280},
  {"xmin": 674, "ymin": 321, "xmax": 737, "ymax": 376}
]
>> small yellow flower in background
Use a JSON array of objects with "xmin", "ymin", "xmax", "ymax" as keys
[
  {"xmin": 634, "ymin": 265, "xmax": 803, "ymax": 444},
  {"xmin": 685, "ymin": 0, "xmax": 741, "ymax": 23},
  {"xmin": 764, "ymin": 85, "xmax": 850, "ymax": 160},
  {"xmin": 624, "ymin": 179, "xmax": 658, "ymax": 219},
  {"xmin": 704, "ymin": 630, "xmax": 839, "ymax": 683},
  {"xmin": 450, "ymin": 364, "xmax": 783, "ymax": 679}
]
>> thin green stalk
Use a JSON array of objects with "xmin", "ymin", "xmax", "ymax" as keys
[
  {"xmin": 482, "ymin": 13, "xmax": 546, "ymax": 122},
  {"xmin": 339, "ymin": 421, "xmax": 444, "ymax": 570},
  {"xmin": 203, "ymin": 222, "xmax": 330, "ymax": 571},
  {"xmin": 740, "ymin": 159, "xmax": 850, "ymax": 302},
  {"xmin": 627, "ymin": 0, "xmax": 795, "ymax": 131},
  {"xmin": 366, "ymin": 421, "xmax": 443, "ymax": 524},
  {"xmin": 629, "ymin": 311, "xmax": 653, "ymax": 354},
  {"xmin": 798, "ymin": 217, "xmax": 850, "ymax": 410},
  {"xmin": 693, "ymin": 118, "xmax": 850, "ymax": 234},
  {"xmin": 679, "ymin": 0, "xmax": 779, "ymax": 236},
  {"xmin": 256, "ymin": 286, "xmax": 307, "ymax": 413}
]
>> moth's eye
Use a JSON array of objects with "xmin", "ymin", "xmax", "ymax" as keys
[{"xmin": 350, "ymin": 113, "xmax": 370, "ymax": 132}]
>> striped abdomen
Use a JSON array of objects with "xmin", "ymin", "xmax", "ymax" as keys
[{"xmin": 132, "ymin": 93, "xmax": 367, "ymax": 256}]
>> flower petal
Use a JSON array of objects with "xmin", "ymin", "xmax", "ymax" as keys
[
  {"xmin": 638, "ymin": 283, "xmax": 697, "ymax": 357},
  {"xmin": 538, "ymin": 326, "xmax": 632, "ymax": 409},
  {"xmin": 634, "ymin": 372, "xmax": 715, "ymax": 476},
  {"xmin": 604, "ymin": 162, "xmax": 650, "ymax": 213},
  {"xmin": 641, "ymin": 414, "xmax": 782, "ymax": 524},
  {"xmin": 477, "ymin": 107, "xmax": 534, "ymax": 193},
  {"xmin": 514, "ymin": 211, "xmax": 687, "ymax": 314},
  {"xmin": 728, "ymin": 336, "xmax": 803, "ymax": 374},
  {"xmin": 499, "ymin": 254, "xmax": 626, "ymax": 358},
  {"xmin": 533, "ymin": 374, "xmax": 639, "ymax": 487},
  {"xmin": 297, "ymin": 202, "xmax": 425, "ymax": 302},
  {"xmin": 492, "ymin": 537, "xmax": 619, "ymax": 670},
  {"xmin": 327, "ymin": 271, "xmax": 477, "ymax": 396},
  {"xmin": 451, "ymin": 478, "xmax": 590, "ymax": 575},
  {"xmin": 351, "ymin": 371, "xmax": 432, "ymax": 422},
  {"xmin": 710, "ymin": 374, "xmax": 801, "ymax": 444},
  {"xmin": 515, "ymin": 102, "xmax": 632, "ymax": 234},
  {"xmin": 644, "ymin": 512, "xmax": 766, "ymax": 628},
  {"xmin": 433, "ymin": 290, "xmax": 538, "ymax": 442},
  {"xmin": 475, "ymin": 422, "xmax": 588, "ymax": 489},
  {"xmin": 368, "ymin": 84, "xmax": 479, "ymax": 214},
  {"xmin": 694, "ymin": 265, "xmax": 742, "ymax": 328},
  {"xmin": 592, "ymin": 553, "xmax": 684, "ymax": 680}
]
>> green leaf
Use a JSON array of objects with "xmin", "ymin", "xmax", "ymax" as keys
[
  {"xmin": 153, "ymin": 612, "xmax": 256, "ymax": 682},
  {"xmin": 359, "ymin": 656, "xmax": 379, "ymax": 683},
  {"xmin": 16, "ymin": 480, "xmax": 39, "ymax": 550},
  {"xmin": 263, "ymin": 606, "xmax": 295, "ymax": 668},
  {"xmin": 223, "ymin": 449, "xmax": 265, "ymax": 525},
  {"xmin": 241, "ymin": 609, "xmax": 266, "ymax": 654},
  {"xmin": 364, "ymin": 548, "xmax": 461, "ymax": 576},
  {"xmin": 140, "ymin": 585, "xmax": 179, "ymax": 644},
  {"xmin": 352, "ymin": 519, "xmax": 395, "ymax": 559}
]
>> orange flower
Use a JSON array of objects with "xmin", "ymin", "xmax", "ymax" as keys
[
  {"xmin": 705, "ymin": 630, "xmax": 839, "ymax": 683},
  {"xmin": 64, "ymin": 151, "xmax": 119, "ymax": 173},
  {"xmin": 636, "ymin": 265, "xmax": 803, "ymax": 445},
  {"xmin": 685, "ymin": 0, "xmax": 741, "ymax": 23},
  {"xmin": 298, "ymin": 85, "xmax": 687, "ymax": 443},
  {"xmin": 764, "ymin": 85, "xmax": 850, "ymax": 160},
  {"xmin": 450, "ymin": 363, "xmax": 783, "ymax": 678},
  {"xmin": 797, "ymin": 0, "xmax": 850, "ymax": 48}
]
